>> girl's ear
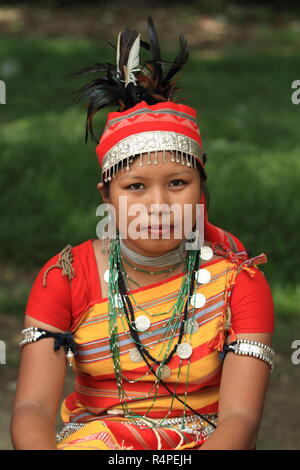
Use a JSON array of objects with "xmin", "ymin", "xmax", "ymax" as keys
[{"xmin": 97, "ymin": 182, "xmax": 109, "ymax": 203}]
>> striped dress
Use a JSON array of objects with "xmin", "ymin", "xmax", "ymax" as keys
[{"xmin": 51, "ymin": 241, "xmax": 270, "ymax": 450}]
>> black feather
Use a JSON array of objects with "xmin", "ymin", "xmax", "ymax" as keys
[
  {"xmin": 146, "ymin": 16, "xmax": 163, "ymax": 84},
  {"xmin": 163, "ymin": 34, "xmax": 189, "ymax": 85},
  {"xmin": 69, "ymin": 17, "xmax": 190, "ymax": 144}
]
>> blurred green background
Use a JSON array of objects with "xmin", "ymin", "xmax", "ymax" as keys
[{"xmin": 0, "ymin": 0, "xmax": 299, "ymax": 450}]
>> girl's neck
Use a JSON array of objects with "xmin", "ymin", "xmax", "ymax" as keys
[{"xmin": 119, "ymin": 237, "xmax": 187, "ymax": 269}]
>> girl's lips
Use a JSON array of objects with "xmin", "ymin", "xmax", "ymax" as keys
[
  {"xmin": 148, "ymin": 225, "xmax": 174, "ymax": 234},
  {"xmin": 148, "ymin": 225, "xmax": 173, "ymax": 229}
]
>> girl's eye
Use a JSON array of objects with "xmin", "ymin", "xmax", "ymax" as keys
[
  {"xmin": 127, "ymin": 183, "xmax": 144, "ymax": 190},
  {"xmin": 126, "ymin": 180, "xmax": 187, "ymax": 190},
  {"xmin": 170, "ymin": 179, "xmax": 186, "ymax": 187}
]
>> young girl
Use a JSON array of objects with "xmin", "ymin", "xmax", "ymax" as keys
[{"xmin": 11, "ymin": 18, "xmax": 275, "ymax": 450}]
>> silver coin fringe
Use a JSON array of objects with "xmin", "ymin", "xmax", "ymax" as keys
[{"xmin": 101, "ymin": 131, "xmax": 204, "ymax": 183}]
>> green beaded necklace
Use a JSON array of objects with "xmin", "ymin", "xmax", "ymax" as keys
[
  {"xmin": 106, "ymin": 231, "xmax": 218, "ymax": 431},
  {"xmin": 118, "ymin": 253, "xmax": 189, "ymax": 317},
  {"xmin": 120, "ymin": 250, "xmax": 186, "ymax": 289}
]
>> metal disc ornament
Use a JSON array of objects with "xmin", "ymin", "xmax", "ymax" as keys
[
  {"xmin": 184, "ymin": 318, "xmax": 199, "ymax": 335},
  {"xmin": 159, "ymin": 365, "xmax": 171, "ymax": 380},
  {"xmin": 135, "ymin": 315, "xmax": 151, "ymax": 332},
  {"xmin": 200, "ymin": 246, "xmax": 213, "ymax": 261},
  {"xmin": 129, "ymin": 348, "xmax": 143, "ymax": 363},
  {"xmin": 177, "ymin": 342, "xmax": 193, "ymax": 359},
  {"xmin": 195, "ymin": 268, "xmax": 211, "ymax": 284},
  {"xmin": 190, "ymin": 293, "xmax": 206, "ymax": 309}
]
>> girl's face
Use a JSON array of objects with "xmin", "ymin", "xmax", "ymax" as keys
[{"xmin": 98, "ymin": 151, "xmax": 202, "ymax": 256}]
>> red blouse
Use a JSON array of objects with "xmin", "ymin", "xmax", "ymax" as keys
[{"xmin": 24, "ymin": 239, "xmax": 275, "ymax": 334}]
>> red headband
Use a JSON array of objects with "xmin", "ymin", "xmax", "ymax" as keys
[{"xmin": 96, "ymin": 100, "xmax": 207, "ymax": 182}]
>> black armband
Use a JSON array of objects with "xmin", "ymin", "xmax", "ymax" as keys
[{"xmin": 20, "ymin": 327, "xmax": 77, "ymax": 367}]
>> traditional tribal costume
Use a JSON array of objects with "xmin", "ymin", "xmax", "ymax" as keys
[{"xmin": 21, "ymin": 17, "xmax": 275, "ymax": 450}]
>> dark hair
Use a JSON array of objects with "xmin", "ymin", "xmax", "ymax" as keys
[{"xmin": 101, "ymin": 153, "xmax": 209, "ymax": 211}]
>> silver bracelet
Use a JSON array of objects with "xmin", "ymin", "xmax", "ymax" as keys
[
  {"xmin": 221, "ymin": 339, "xmax": 275, "ymax": 372},
  {"xmin": 20, "ymin": 327, "xmax": 47, "ymax": 346}
]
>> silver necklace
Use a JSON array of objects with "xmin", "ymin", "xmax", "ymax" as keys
[{"xmin": 119, "ymin": 237, "xmax": 187, "ymax": 267}]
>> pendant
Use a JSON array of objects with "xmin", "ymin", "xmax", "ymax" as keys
[
  {"xmin": 66, "ymin": 349, "xmax": 74, "ymax": 367},
  {"xmin": 195, "ymin": 268, "xmax": 211, "ymax": 284},
  {"xmin": 190, "ymin": 293, "xmax": 206, "ymax": 308},
  {"xmin": 200, "ymin": 246, "xmax": 213, "ymax": 261},
  {"xmin": 129, "ymin": 348, "xmax": 143, "ymax": 363},
  {"xmin": 177, "ymin": 342, "xmax": 193, "ymax": 359},
  {"xmin": 134, "ymin": 315, "xmax": 151, "ymax": 332},
  {"xmin": 184, "ymin": 318, "xmax": 199, "ymax": 335}
]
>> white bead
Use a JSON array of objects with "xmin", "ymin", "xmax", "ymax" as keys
[
  {"xmin": 190, "ymin": 293, "xmax": 206, "ymax": 308},
  {"xmin": 195, "ymin": 268, "xmax": 211, "ymax": 284}
]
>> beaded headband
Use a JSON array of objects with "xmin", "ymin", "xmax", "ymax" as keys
[{"xmin": 96, "ymin": 100, "xmax": 207, "ymax": 183}]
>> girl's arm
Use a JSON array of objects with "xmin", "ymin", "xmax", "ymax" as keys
[
  {"xmin": 10, "ymin": 315, "xmax": 67, "ymax": 450},
  {"xmin": 199, "ymin": 332, "xmax": 273, "ymax": 450}
]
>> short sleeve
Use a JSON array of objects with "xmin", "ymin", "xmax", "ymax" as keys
[
  {"xmin": 24, "ymin": 252, "xmax": 72, "ymax": 331},
  {"xmin": 229, "ymin": 266, "xmax": 274, "ymax": 334}
]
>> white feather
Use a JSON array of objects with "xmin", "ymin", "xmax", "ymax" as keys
[
  {"xmin": 116, "ymin": 31, "xmax": 121, "ymax": 76},
  {"xmin": 124, "ymin": 33, "xmax": 141, "ymax": 87}
]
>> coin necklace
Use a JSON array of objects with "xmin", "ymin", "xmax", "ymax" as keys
[
  {"xmin": 120, "ymin": 255, "xmax": 185, "ymax": 288},
  {"xmin": 107, "ymin": 232, "xmax": 196, "ymax": 385},
  {"xmin": 108, "ymin": 235, "xmax": 217, "ymax": 429},
  {"xmin": 116, "ymin": 238, "xmax": 190, "ymax": 319},
  {"xmin": 116, "ymin": 237, "xmax": 198, "ymax": 418},
  {"xmin": 107, "ymin": 233, "xmax": 217, "ymax": 429},
  {"xmin": 117, "ymin": 248, "xmax": 198, "ymax": 366}
]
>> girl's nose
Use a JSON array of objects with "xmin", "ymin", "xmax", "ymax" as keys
[{"xmin": 148, "ymin": 187, "xmax": 170, "ymax": 206}]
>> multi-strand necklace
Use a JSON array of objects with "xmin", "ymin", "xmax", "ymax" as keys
[{"xmin": 107, "ymin": 231, "xmax": 217, "ymax": 430}]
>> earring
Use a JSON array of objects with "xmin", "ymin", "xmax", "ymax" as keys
[
  {"xmin": 100, "ymin": 208, "xmax": 110, "ymax": 255},
  {"xmin": 102, "ymin": 207, "xmax": 116, "ymax": 255}
]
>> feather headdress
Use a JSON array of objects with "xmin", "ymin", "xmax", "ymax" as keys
[
  {"xmin": 69, "ymin": 16, "xmax": 189, "ymax": 144},
  {"xmin": 67, "ymin": 16, "xmax": 249, "ymax": 258}
]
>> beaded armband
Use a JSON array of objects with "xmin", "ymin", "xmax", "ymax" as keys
[
  {"xmin": 219, "ymin": 339, "xmax": 275, "ymax": 372},
  {"xmin": 20, "ymin": 327, "xmax": 77, "ymax": 367}
]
